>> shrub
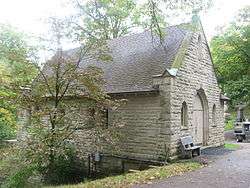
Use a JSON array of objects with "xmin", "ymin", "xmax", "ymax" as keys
[
  {"xmin": 42, "ymin": 147, "xmax": 87, "ymax": 186},
  {"xmin": 225, "ymin": 120, "xmax": 234, "ymax": 131},
  {"xmin": 1, "ymin": 144, "xmax": 87, "ymax": 187},
  {"xmin": 0, "ymin": 144, "xmax": 40, "ymax": 188},
  {"xmin": 0, "ymin": 108, "xmax": 16, "ymax": 141},
  {"xmin": 2, "ymin": 164, "xmax": 38, "ymax": 188}
]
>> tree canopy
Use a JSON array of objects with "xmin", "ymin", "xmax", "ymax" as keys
[
  {"xmin": 73, "ymin": 0, "xmax": 137, "ymax": 40},
  {"xmin": 210, "ymin": 6, "xmax": 250, "ymax": 106},
  {"xmin": 0, "ymin": 24, "xmax": 37, "ymax": 140},
  {"xmin": 72, "ymin": 0, "xmax": 212, "ymax": 42}
]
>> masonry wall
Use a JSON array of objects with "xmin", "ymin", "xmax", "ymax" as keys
[
  {"xmin": 69, "ymin": 93, "xmax": 172, "ymax": 174},
  {"xmin": 115, "ymin": 93, "xmax": 171, "ymax": 161},
  {"xmin": 17, "ymin": 93, "xmax": 171, "ymax": 174},
  {"xmin": 168, "ymin": 32, "xmax": 225, "ymax": 155}
]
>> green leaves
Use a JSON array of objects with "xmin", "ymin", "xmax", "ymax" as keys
[
  {"xmin": 74, "ymin": 0, "xmax": 136, "ymax": 41},
  {"xmin": 0, "ymin": 24, "xmax": 38, "ymax": 140},
  {"xmin": 211, "ymin": 6, "xmax": 250, "ymax": 106}
]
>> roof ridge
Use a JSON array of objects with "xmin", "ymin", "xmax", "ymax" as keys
[{"xmin": 109, "ymin": 22, "xmax": 193, "ymax": 43}]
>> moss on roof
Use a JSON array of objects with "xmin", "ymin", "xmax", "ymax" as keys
[{"xmin": 171, "ymin": 33, "xmax": 192, "ymax": 69}]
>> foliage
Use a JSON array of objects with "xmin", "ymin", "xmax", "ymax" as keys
[
  {"xmin": 0, "ymin": 24, "xmax": 37, "ymax": 141},
  {"xmin": 0, "ymin": 108, "xmax": 16, "ymax": 140},
  {"xmin": 15, "ymin": 17, "xmax": 124, "ymax": 186},
  {"xmin": 2, "ymin": 164, "xmax": 38, "ymax": 188},
  {"xmin": 0, "ymin": 144, "xmax": 12, "ymax": 184},
  {"xmin": 224, "ymin": 110, "xmax": 236, "ymax": 131},
  {"xmin": 0, "ymin": 24, "xmax": 37, "ymax": 86},
  {"xmin": 0, "ymin": 144, "xmax": 39, "ymax": 188},
  {"xmin": 41, "ymin": 146, "xmax": 87, "ymax": 185},
  {"xmin": 210, "ymin": 6, "xmax": 250, "ymax": 106},
  {"xmin": 72, "ymin": 0, "xmax": 212, "ymax": 42},
  {"xmin": 224, "ymin": 120, "xmax": 234, "ymax": 131},
  {"xmin": 0, "ymin": 144, "xmax": 86, "ymax": 187},
  {"xmin": 45, "ymin": 161, "xmax": 202, "ymax": 188},
  {"xmin": 224, "ymin": 143, "xmax": 240, "ymax": 150},
  {"xmin": 73, "ymin": 0, "xmax": 137, "ymax": 40}
]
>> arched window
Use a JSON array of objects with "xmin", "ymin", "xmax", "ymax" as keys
[
  {"xmin": 212, "ymin": 104, "xmax": 216, "ymax": 126},
  {"xmin": 181, "ymin": 102, "xmax": 188, "ymax": 127}
]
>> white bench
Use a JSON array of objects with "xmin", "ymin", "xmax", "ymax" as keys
[{"xmin": 180, "ymin": 136, "xmax": 201, "ymax": 158}]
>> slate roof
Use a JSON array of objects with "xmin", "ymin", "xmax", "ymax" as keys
[{"xmin": 76, "ymin": 26, "xmax": 189, "ymax": 94}]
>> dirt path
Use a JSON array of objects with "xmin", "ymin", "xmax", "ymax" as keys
[{"xmin": 135, "ymin": 143, "xmax": 250, "ymax": 188}]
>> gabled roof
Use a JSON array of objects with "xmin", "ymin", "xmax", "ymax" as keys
[{"xmin": 77, "ymin": 26, "xmax": 190, "ymax": 94}]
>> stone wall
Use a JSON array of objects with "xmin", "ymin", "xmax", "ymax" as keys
[
  {"xmin": 168, "ymin": 32, "xmax": 225, "ymax": 155},
  {"xmin": 74, "ymin": 93, "xmax": 170, "ymax": 162},
  {"xmin": 17, "ymin": 108, "xmax": 30, "ymax": 142},
  {"xmin": 71, "ymin": 93, "xmax": 171, "ymax": 174}
]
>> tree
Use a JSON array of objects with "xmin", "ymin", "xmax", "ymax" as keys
[
  {"xmin": 15, "ymin": 18, "xmax": 122, "ymax": 185},
  {"xmin": 0, "ymin": 24, "xmax": 37, "ymax": 141},
  {"xmin": 72, "ymin": 0, "xmax": 137, "ymax": 41},
  {"xmin": 210, "ymin": 6, "xmax": 250, "ymax": 106},
  {"xmin": 72, "ymin": 0, "xmax": 212, "ymax": 42}
]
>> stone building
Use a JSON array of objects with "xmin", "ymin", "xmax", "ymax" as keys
[{"xmin": 18, "ymin": 21, "xmax": 228, "ymax": 172}]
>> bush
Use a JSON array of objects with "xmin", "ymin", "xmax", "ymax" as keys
[
  {"xmin": 1, "ymin": 145, "xmax": 87, "ymax": 187},
  {"xmin": 2, "ymin": 165, "xmax": 38, "ymax": 188},
  {"xmin": 0, "ymin": 113, "xmax": 16, "ymax": 141},
  {"xmin": 225, "ymin": 120, "xmax": 234, "ymax": 131},
  {"xmin": 0, "ymin": 145, "xmax": 40, "ymax": 188},
  {"xmin": 42, "ymin": 147, "xmax": 87, "ymax": 186},
  {"xmin": 224, "ymin": 111, "xmax": 235, "ymax": 131}
]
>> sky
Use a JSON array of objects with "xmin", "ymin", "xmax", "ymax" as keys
[{"xmin": 0, "ymin": 0, "xmax": 249, "ymax": 44}]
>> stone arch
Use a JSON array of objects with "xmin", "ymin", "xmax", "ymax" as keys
[
  {"xmin": 193, "ymin": 88, "xmax": 209, "ymax": 145},
  {"xmin": 197, "ymin": 88, "xmax": 209, "ymax": 145}
]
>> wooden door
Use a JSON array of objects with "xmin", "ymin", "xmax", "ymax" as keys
[{"xmin": 193, "ymin": 94, "xmax": 204, "ymax": 145}]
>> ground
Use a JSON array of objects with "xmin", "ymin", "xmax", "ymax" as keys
[
  {"xmin": 136, "ymin": 141, "xmax": 250, "ymax": 188},
  {"xmin": 3, "ymin": 131, "xmax": 250, "ymax": 188}
]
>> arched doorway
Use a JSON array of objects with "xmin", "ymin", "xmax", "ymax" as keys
[{"xmin": 193, "ymin": 89, "xmax": 209, "ymax": 145}]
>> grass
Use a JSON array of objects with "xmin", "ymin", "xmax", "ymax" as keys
[
  {"xmin": 224, "ymin": 143, "xmax": 240, "ymax": 150},
  {"xmin": 45, "ymin": 161, "xmax": 202, "ymax": 188}
]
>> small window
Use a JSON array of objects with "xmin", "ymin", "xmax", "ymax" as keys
[
  {"xmin": 212, "ymin": 104, "xmax": 216, "ymax": 126},
  {"xmin": 181, "ymin": 102, "xmax": 188, "ymax": 127}
]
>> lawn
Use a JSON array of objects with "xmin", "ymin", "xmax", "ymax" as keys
[
  {"xmin": 224, "ymin": 143, "xmax": 240, "ymax": 150},
  {"xmin": 45, "ymin": 161, "xmax": 202, "ymax": 188}
]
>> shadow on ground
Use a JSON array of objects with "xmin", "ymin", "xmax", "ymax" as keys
[{"xmin": 201, "ymin": 146, "xmax": 232, "ymax": 156}]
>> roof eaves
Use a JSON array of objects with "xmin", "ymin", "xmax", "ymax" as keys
[{"xmin": 108, "ymin": 89, "xmax": 159, "ymax": 96}]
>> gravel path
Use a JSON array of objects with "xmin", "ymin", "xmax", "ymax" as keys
[{"xmin": 135, "ymin": 143, "xmax": 250, "ymax": 188}]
